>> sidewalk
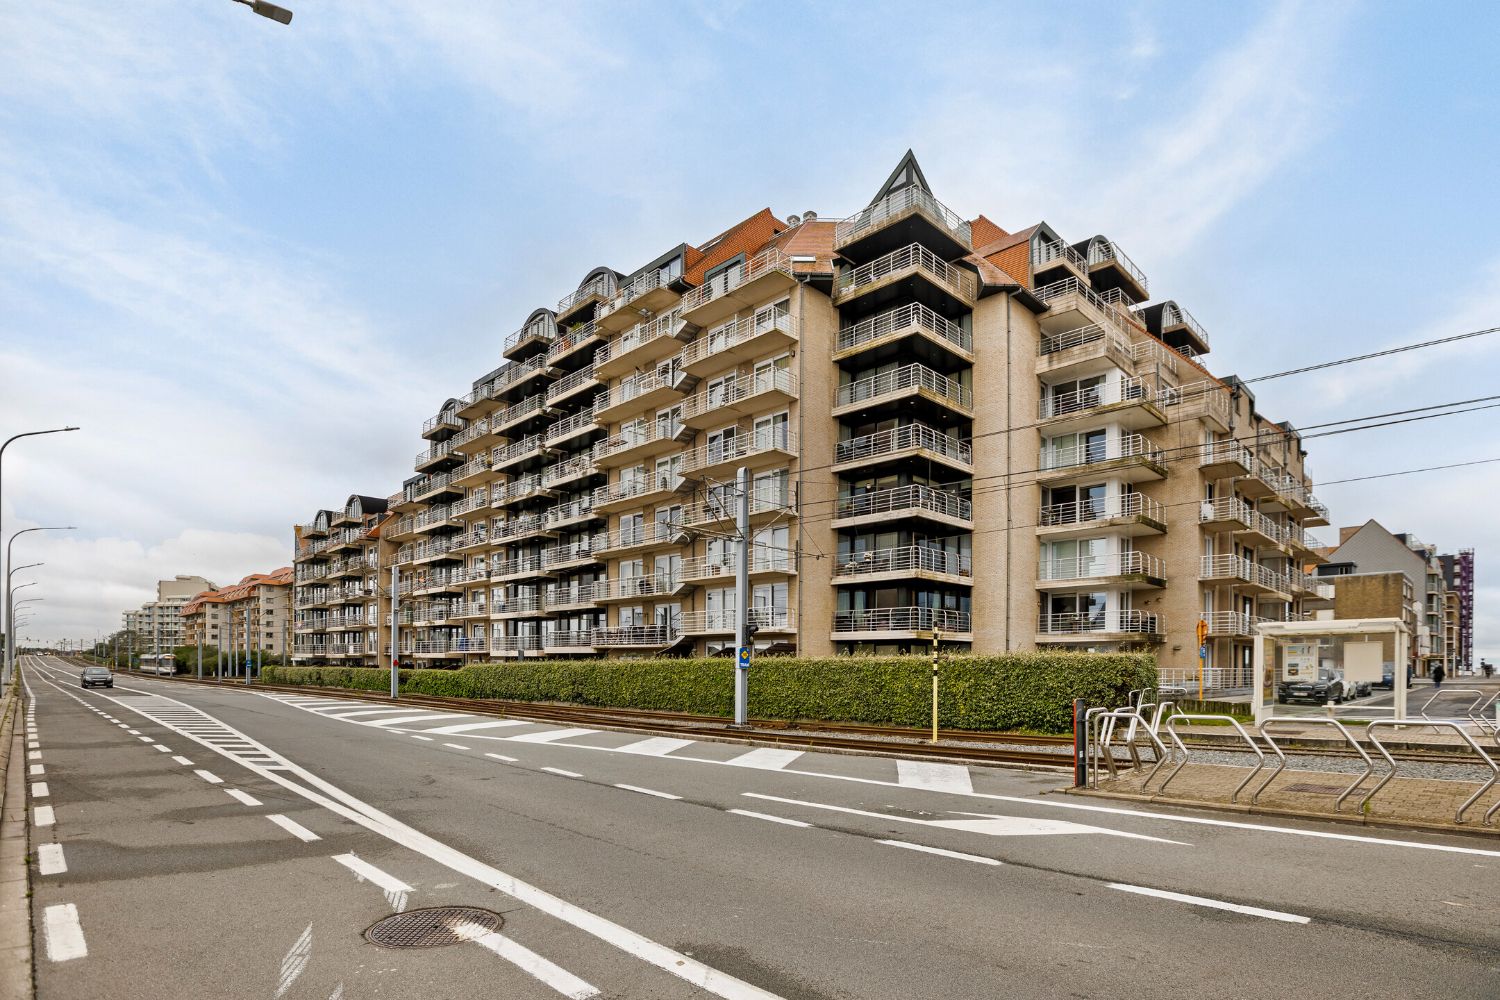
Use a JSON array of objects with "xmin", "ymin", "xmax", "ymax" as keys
[{"xmin": 0, "ymin": 679, "xmax": 32, "ymax": 999}]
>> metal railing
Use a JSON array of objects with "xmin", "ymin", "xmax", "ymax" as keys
[
  {"xmin": 679, "ymin": 304, "xmax": 798, "ymax": 369},
  {"xmin": 489, "ymin": 555, "xmax": 545, "ymax": 579},
  {"xmin": 557, "ymin": 272, "xmax": 617, "ymax": 315},
  {"xmin": 493, "ymin": 394, "xmax": 546, "ymax": 430},
  {"xmin": 1038, "ymin": 550, "xmax": 1164, "ymax": 583},
  {"xmin": 544, "ymin": 496, "xmax": 595, "ymax": 528},
  {"xmin": 837, "ymin": 364, "xmax": 972, "ymax": 411},
  {"xmin": 542, "ymin": 537, "xmax": 605, "ymax": 568},
  {"xmin": 835, "ymin": 423, "xmax": 970, "ymax": 467},
  {"xmin": 592, "ymin": 624, "xmax": 676, "ymax": 647},
  {"xmin": 543, "ymin": 630, "xmax": 597, "ymax": 649},
  {"xmin": 1037, "ymin": 610, "xmax": 1162, "ymax": 636},
  {"xmin": 546, "ymin": 319, "xmax": 601, "ymax": 362},
  {"xmin": 597, "ymin": 308, "xmax": 682, "ymax": 368},
  {"xmin": 1032, "ymin": 239, "xmax": 1087, "ymax": 272},
  {"xmin": 680, "ymin": 368, "xmax": 797, "ymax": 424},
  {"xmin": 1199, "ymin": 439, "xmax": 1255, "ymax": 472},
  {"xmin": 543, "ymin": 453, "xmax": 597, "ymax": 489},
  {"xmin": 545, "ymin": 580, "xmax": 610, "ymax": 606},
  {"xmin": 832, "ymin": 607, "xmax": 971, "ymax": 634},
  {"xmin": 600, "ymin": 270, "xmax": 670, "ymax": 318},
  {"xmin": 835, "ymin": 242, "xmax": 977, "ymax": 302},
  {"xmin": 1040, "ymin": 432, "xmax": 1162, "ymax": 473},
  {"xmin": 834, "ymin": 185, "xmax": 971, "ymax": 249},
  {"xmin": 1363, "ymin": 720, "xmax": 1498, "ymax": 824},
  {"xmin": 1083, "ymin": 237, "xmax": 1148, "ymax": 297},
  {"xmin": 489, "ymin": 635, "xmax": 543, "ymax": 654},
  {"xmin": 834, "ymin": 483, "xmax": 971, "ymax": 523},
  {"xmin": 545, "ymin": 409, "xmax": 600, "ymax": 445},
  {"xmin": 1033, "ymin": 277, "xmax": 1138, "ymax": 333},
  {"xmin": 1039, "ymin": 491, "xmax": 1164, "ymax": 528},
  {"xmin": 680, "ymin": 608, "xmax": 794, "ymax": 633},
  {"xmin": 1149, "ymin": 301, "xmax": 1210, "ymax": 351},
  {"xmin": 678, "ymin": 428, "xmax": 796, "ymax": 476},
  {"xmin": 504, "ymin": 313, "xmax": 558, "ymax": 354},
  {"xmin": 546, "ymin": 366, "xmax": 600, "ymax": 404},
  {"xmin": 837, "ymin": 301, "xmax": 970, "ymax": 357},
  {"xmin": 1037, "ymin": 322, "xmax": 1127, "ymax": 360},
  {"xmin": 595, "ymin": 367, "xmax": 678, "ymax": 415},
  {"xmin": 1038, "ymin": 375, "xmax": 1148, "ymax": 420},
  {"xmin": 678, "ymin": 248, "xmax": 793, "ymax": 315},
  {"xmin": 422, "ymin": 410, "xmax": 462, "ymax": 436},
  {"xmin": 835, "ymin": 545, "xmax": 971, "ymax": 579}
]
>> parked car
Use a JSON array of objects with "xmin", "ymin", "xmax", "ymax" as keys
[
  {"xmin": 1372, "ymin": 665, "xmax": 1395, "ymax": 690},
  {"xmin": 80, "ymin": 665, "xmax": 114, "ymax": 689},
  {"xmin": 1352, "ymin": 680, "xmax": 1373, "ymax": 698},
  {"xmin": 1278, "ymin": 668, "xmax": 1351, "ymax": 705}
]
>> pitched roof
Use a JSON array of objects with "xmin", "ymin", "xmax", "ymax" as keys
[{"xmin": 762, "ymin": 219, "xmax": 836, "ymax": 274}]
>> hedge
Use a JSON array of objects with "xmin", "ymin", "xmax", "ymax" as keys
[{"xmin": 263, "ymin": 652, "xmax": 1154, "ymax": 734}]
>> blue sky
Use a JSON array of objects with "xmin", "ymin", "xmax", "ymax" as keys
[{"xmin": 3, "ymin": 1, "xmax": 1498, "ymax": 660}]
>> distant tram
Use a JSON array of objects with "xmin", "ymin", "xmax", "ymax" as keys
[{"xmin": 138, "ymin": 653, "xmax": 177, "ymax": 676}]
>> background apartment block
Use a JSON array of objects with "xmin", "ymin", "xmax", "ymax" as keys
[
  {"xmin": 181, "ymin": 567, "xmax": 294, "ymax": 655},
  {"xmin": 122, "ymin": 574, "xmax": 216, "ymax": 654},
  {"xmin": 291, "ymin": 152, "xmax": 1336, "ymax": 679},
  {"xmin": 291, "ymin": 496, "xmax": 388, "ymax": 664}
]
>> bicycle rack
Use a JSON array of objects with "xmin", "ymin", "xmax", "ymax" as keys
[
  {"xmin": 1362, "ymin": 720, "xmax": 1500, "ymax": 825},
  {"xmin": 1252, "ymin": 718, "xmax": 1377, "ymax": 810},
  {"xmin": 1086, "ymin": 708, "xmax": 1167, "ymax": 790},
  {"xmin": 1468, "ymin": 692, "xmax": 1500, "ymax": 736},
  {"xmin": 1419, "ymin": 689, "xmax": 1488, "ymax": 722},
  {"xmin": 1160, "ymin": 715, "xmax": 1266, "ymax": 803}
]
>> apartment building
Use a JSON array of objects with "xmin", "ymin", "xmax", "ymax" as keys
[
  {"xmin": 123, "ymin": 575, "xmax": 217, "ymax": 653},
  {"xmin": 181, "ymin": 567, "xmax": 294, "ymax": 654},
  {"xmin": 297, "ymin": 152, "xmax": 1333, "ymax": 677},
  {"xmin": 291, "ymin": 496, "xmax": 389, "ymax": 664}
]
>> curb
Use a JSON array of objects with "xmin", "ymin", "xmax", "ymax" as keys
[{"xmin": 0, "ymin": 676, "xmax": 33, "ymax": 999}]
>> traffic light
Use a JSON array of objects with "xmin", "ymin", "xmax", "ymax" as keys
[{"xmin": 1196, "ymin": 619, "xmax": 1208, "ymax": 647}]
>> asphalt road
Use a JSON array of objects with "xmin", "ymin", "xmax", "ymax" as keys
[{"xmin": 18, "ymin": 655, "xmax": 1500, "ymax": 999}]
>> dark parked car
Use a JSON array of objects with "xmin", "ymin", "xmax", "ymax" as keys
[
  {"xmin": 1372, "ymin": 665, "xmax": 1395, "ymax": 690},
  {"xmin": 1278, "ymin": 668, "xmax": 1351, "ymax": 705},
  {"xmin": 81, "ymin": 666, "xmax": 113, "ymax": 689}
]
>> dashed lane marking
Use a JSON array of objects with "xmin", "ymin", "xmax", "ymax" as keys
[
  {"xmin": 34, "ymin": 805, "xmax": 55, "ymax": 827},
  {"xmin": 153, "ymin": 745, "xmax": 171, "ymax": 753},
  {"xmin": 29, "ymin": 764, "xmax": 44, "ymax": 776},
  {"xmin": 728, "ymin": 809, "xmax": 812, "ymax": 828},
  {"xmin": 485, "ymin": 753, "xmax": 518, "ymax": 763},
  {"xmin": 226, "ymin": 788, "xmax": 263, "ymax": 807},
  {"xmin": 195, "ymin": 770, "xmax": 224, "ymax": 785},
  {"xmin": 43, "ymin": 903, "xmax": 87, "ymax": 962},
  {"xmin": 442, "ymin": 743, "xmax": 472, "ymax": 750},
  {"xmin": 32, "ymin": 782, "xmax": 49, "ymax": 798},
  {"xmin": 332, "ymin": 853, "xmax": 412, "ymax": 895},
  {"xmin": 615, "ymin": 784, "xmax": 681, "ymax": 801},
  {"xmin": 1108, "ymin": 883, "xmax": 1311, "ymax": 924},
  {"xmin": 542, "ymin": 767, "xmax": 583, "ymax": 779},
  {"xmin": 171, "ymin": 756, "xmax": 194, "ymax": 766},
  {"xmin": 38, "ymin": 843, "xmax": 67, "ymax": 875},
  {"xmin": 878, "ymin": 840, "xmax": 1002, "ymax": 866},
  {"xmin": 410, "ymin": 735, "xmax": 434, "ymax": 742},
  {"xmin": 267, "ymin": 814, "xmax": 321, "ymax": 842}
]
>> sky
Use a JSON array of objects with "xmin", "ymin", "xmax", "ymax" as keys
[{"xmin": 2, "ymin": 1, "xmax": 1498, "ymax": 662}]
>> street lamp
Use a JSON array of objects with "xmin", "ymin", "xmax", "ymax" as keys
[
  {"xmin": 0, "ymin": 427, "xmax": 79, "ymax": 666},
  {"xmin": 230, "ymin": 0, "xmax": 293, "ymax": 24},
  {"xmin": 4, "ymin": 526, "xmax": 75, "ymax": 684}
]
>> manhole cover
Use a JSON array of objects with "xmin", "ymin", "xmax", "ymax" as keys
[
  {"xmin": 364, "ymin": 906, "xmax": 502, "ymax": 949},
  {"xmin": 1282, "ymin": 782, "xmax": 1347, "ymax": 795}
]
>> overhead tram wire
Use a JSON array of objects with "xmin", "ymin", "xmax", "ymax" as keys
[{"xmin": 1240, "ymin": 326, "xmax": 1500, "ymax": 384}]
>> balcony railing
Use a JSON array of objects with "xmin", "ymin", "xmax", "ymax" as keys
[
  {"xmin": 545, "ymin": 580, "xmax": 610, "ymax": 605},
  {"xmin": 678, "ymin": 248, "xmax": 794, "ymax": 315},
  {"xmin": 504, "ymin": 314, "xmax": 558, "ymax": 355},
  {"xmin": 1033, "ymin": 277, "xmax": 1138, "ymax": 335},
  {"xmin": 1037, "ymin": 551, "xmax": 1164, "ymax": 583},
  {"xmin": 834, "ymin": 484, "xmax": 971, "ymax": 523},
  {"xmin": 592, "ymin": 624, "xmax": 675, "ymax": 647},
  {"xmin": 1040, "ymin": 433, "xmax": 1162, "ymax": 473},
  {"xmin": 680, "ymin": 608, "xmax": 794, "ymax": 633},
  {"xmin": 835, "ymin": 545, "xmax": 972, "ymax": 580},
  {"xmin": 1032, "ymin": 239, "xmax": 1087, "ymax": 272},
  {"xmin": 543, "ymin": 453, "xmax": 597, "ymax": 489},
  {"xmin": 679, "ymin": 303, "xmax": 798, "ymax": 369},
  {"xmin": 600, "ymin": 270, "xmax": 670, "ymax": 318},
  {"xmin": 542, "ymin": 537, "xmax": 605, "ymax": 569},
  {"xmin": 489, "ymin": 635, "xmax": 543, "ymax": 654},
  {"xmin": 1039, "ymin": 491, "xmax": 1164, "ymax": 528},
  {"xmin": 837, "ymin": 363, "xmax": 972, "ymax": 412},
  {"xmin": 837, "ymin": 301, "xmax": 971, "ymax": 356},
  {"xmin": 544, "ymin": 496, "xmax": 595, "ymax": 528},
  {"xmin": 833, "ymin": 607, "xmax": 971, "ymax": 634},
  {"xmin": 678, "ymin": 427, "xmax": 796, "ymax": 476},
  {"xmin": 1084, "ymin": 238, "xmax": 1148, "ymax": 297},
  {"xmin": 1037, "ymin": 610, "xmax": 1162, "ymax": 637},
  {"xmin": 557, "ymin": 272, "xmax": 618, "ymax": 315},
  {"xmin": 680, "ymin": 368, "xmax": 797, "ymax": 424},
  {"xmin": 492, "ymin": 594, "xmax": 545, "ymax": 616},
  {"xmin": 594, "ymin": 573, "xmax": 679, "ymax": 601},
  {"xmin": 1158, "ymin": 379, "xmax": 1231, "ymax": 427},
  {"xmin": 595, "ymin": 308, "xmax": 682, "ymax": 369},
  {"xmin": 835, "ymin": 242, "xmax": 977, "ymax": 302},
  {"xmin": 493, "ymin": 394, "xmax": 547, "ymax": 431},
  {"xmin": 835, "ymin": 185, "xmax": 971, "ymax": 250},
  {"xmin": 545, "ymin": 409, "xmax": 600, "ymax": 445},
  {"xmin": 681, "ymin": 545, "xmax": 792, "ymax": 581},
  {"xmin": 1038, "ymin": 375, "xmax": 1149, "ymax": 420},
  {"xmin": 422, "ymin": 410, "xmax": 462, "ymax": 437},
  {"xmin": 835, "ymin": 423, "xmax": 971, "ymax": 467},
  {"xmin": 546, "ymin": 366, "xmax": 600, "ymax": 404}
]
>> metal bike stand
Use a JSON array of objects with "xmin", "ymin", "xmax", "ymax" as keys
[
  {"xmin": 1363, "ymin": 719, "xmax": 1500, "ymax": 824},
  {"xmin": 1253, "ymin": 718, "xmax": 1373, "ymax": 811},
  {"xmin": 1161, "ymin": 714, "xmax": 1266, "ymax": 802}
]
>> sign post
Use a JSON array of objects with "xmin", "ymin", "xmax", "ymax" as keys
[
  {"xmin": 1195, "ymin": 618, "xmax": 1209, "ymax": 701},
  {"xmin": 930, "ymin": 630, "xmax": 940, "ymax": 745}
]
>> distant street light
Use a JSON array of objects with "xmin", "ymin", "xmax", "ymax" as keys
[
  {"xmin": 4, "ymin": 526, "xmax": 74, "ymax": 684},
  {"xmin": 231, "ymin": 0, "xmax": 293, "ymax": 24},
  {"xmin": 0, "ymin": 426, "xmax": 79, "ymax": 674}
]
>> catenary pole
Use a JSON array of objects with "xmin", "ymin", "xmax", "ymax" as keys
[{"xmin": 733, "ymin": 466, "xmax": 750, "ymax": 727}]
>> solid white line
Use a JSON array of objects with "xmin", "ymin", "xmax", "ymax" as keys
[
  {"xmin": 38, "ymin": 843, "xmax": 67, "ymax": 875},
  {"xmin": 472, "ymin": 930, "xmax": 601, "ymax": 999},
  {"xmin": 1108, "ymin": 883, "xmax": 1310, "ymax": 924},
  {"xmin": 32, "ymin": 782, "xmax": 49, "ymax": 798},
  {"xmin": 420, "ymin": 720, "xmax": 530, "ymax": 736},
  {"xmin": 267, "ymin": 814, "xmax": 321, "ymax": 843},
  {"xmin": 485, "ymin": 753, "xmax": 518, "ymax": 763},
  {"xmin": 510, "ymin": 727, "xmax": 597, "ymax": 744},
  {"xmin": 195, "ymin": 769, "xmax": 223, "ymax": 785},
  {"xmin": 34, "ymin": 805, "xmax": 55, "ymax": 827},
  {"xmin": 724, "ymin": 748, "xmax": 802, "ymax": 770},
  {"xmin": 728, "ymin": 809, "xmax": 811, "ymax": 828},
  {"xmin": 226, "ymin": 788, "xmax": 262, "ymax": 807},
  {"xmin": 879, "ymin": 840, "xmax": 1002, "ymax": 866},
  {"xmin": 542, "ymin": 767, "xmax": 583, "ymax": 779},
  {"xmin": 615, "ymin": 784, "xmax": 681, "ymax": 800},
  {"xmin": 615, "ymin": 736, "xmax": 695, "ymax": 757},
  {"xmin": 332, "ymin": 854, "xmax": 412, "ymax": 894},
  {"xmin": 171, "ymin": 755, "xmax": 194, "ymax": 766},
  {"xmin": 29, "ymin": 764, "xmax": 43, "ymax": 776},
  {"xmin": 442, "ymin": 743, "xmax": 472, "ymax": 750},
  {"xmin": 409, "ymin": 735, "xmax": 434, "ymax": 741},
  {"xmin": 896, "ymin": 760, "xmax": 973, "ymax": 794},
  {"xmin": 43, "ymin": 903, "xmax": 87, "ymax": 961}
]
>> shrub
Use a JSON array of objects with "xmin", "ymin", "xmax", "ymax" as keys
[{"xmin": 264, "ymin": 651, "xmax": 1154, "ymax": 734}]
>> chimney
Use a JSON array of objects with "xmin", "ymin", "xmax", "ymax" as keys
[{"xmin": 803, "ymin": 210, "xmax": 818, "ymax": 222}]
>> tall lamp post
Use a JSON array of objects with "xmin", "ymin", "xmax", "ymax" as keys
[
  {"xmin": 5, "ymin": 526, "xmax": 76, "ymax": 685},
  {"xmin": 4, "ymin": 564, "xmax": 41, "ymax": 687},
  {"xmin": 0, "ymin": 427, "xmax": 79, "ymax": 671}
]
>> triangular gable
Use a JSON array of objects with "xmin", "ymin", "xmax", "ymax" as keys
[{"xmin": 870, "ymin": 149, "xmax": 931, "ymax": 205}]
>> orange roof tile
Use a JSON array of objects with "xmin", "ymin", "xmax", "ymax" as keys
[{"xmin": 684, "ymin": 209, "xmax": 787, "ymax": 285}]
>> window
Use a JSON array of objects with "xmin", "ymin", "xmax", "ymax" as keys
[{"xmin": 754, "ymin": 412, "xmax": 789, "ymax": 450}]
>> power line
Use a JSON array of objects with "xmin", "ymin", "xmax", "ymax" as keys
[{"xmin": 1242, "ymin": 326, "xmax": 1500, "ymax": 383}]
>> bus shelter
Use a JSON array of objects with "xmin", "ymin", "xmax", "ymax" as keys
[{"xmin": 1252, "ymin": 618, "xmax": 1410, "ymax": 725}]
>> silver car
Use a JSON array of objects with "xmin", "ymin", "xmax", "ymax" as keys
[{"xmin": 81, "ymin": 666, "xmax": 114, "ymax": 689}]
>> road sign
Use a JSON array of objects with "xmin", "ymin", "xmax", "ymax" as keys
[
  {"xmin": 1199, "ymin": 645, "xmax": 1207, "ymax": 660},
  {"xmin": 737, "ymin": 645, "xmax": 751, "ymax": 669}
]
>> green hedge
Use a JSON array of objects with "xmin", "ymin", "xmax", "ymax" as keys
[{"xmin": 264, "ymin": 652, "xmax": 1154, "ymax": 734}]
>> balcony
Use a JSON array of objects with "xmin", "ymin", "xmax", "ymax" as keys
[
  {"xmin": 413, "ymin": 505, "xmax": 464, "ymax": 535},
  {"xmin": 834, "ymin": 364, "xmax": 972, "ymax": 421},
  {"xmin": 1079, "ymin": 236, "xmax": 1149, "ymax": 303},
  {"xmin": 592, "ymin": 469, "xmax": 687, "ymax": 514},
  {"xmin": 557, "ymin": 271, "xmax": 618, "ymax": 322},
  {"xmin": 834, "ymin": 185, "xmax": 972, "ymax": 261},
  {"xmin": 542, "ymin": 630, "xmax": 597, "ymax": 655},
  {"xmin": 1036, "ymin": 323, "xmax": 1135, "ymax": 379},
  {"xmin": 492, "ymin": 513, "xmax": 555, "ymax": 545},
  {"xmin": 1199, "ymin": 555, "xmax": 1291, "ymax": 597},
  {"xmin": 834, "ymin": 301, "xmax": 973, "ymax": 367},
  {"xmin": 1198, "ymin": 495, "xmax": 1253, "ymax": 532},
  {"xmin": 545, "ymin": 580, "xmax": 609, "ymax": 612},
  {"xmin": 680, "ymin": 546, "xmax": 794, "ymax": 583},
  {"xmin": 546, "ymin": 365, "xmax": 602, "ymax": 408},
  {"xmin": 1203, "ymin": 611, "xmax": 1262, "ymax": 638},
  {"xmin": 1033, "ymin": 277, "xmax": 1137, "ymax": 340},
  {"xmin": 1037, "ymin": 376, "xmax": 1164, "ymax": 432},
  {"xmin": 1156, "ymin": 379, "xmax": 1232, "ymax": 433},
  {"xmin": 835, "ymin": 545, "xmax": 972, "ymax": 586},
  {"xmin": 831, "ymin": 607, "xmax": 972, "ymax": 642},
  {"xmin": 677, "ymin": 304, "xmax": 799, "ymax": 378},
  {"xmin": 542, "ymin": 537, "xmax": 605, "ymax": 572},
  {"xmin": 832, "ymin": 484, "xmax": 972, "ymax": 532},
  {"xmin": 503, "ymin": 312, "xmax": 558, "ymax": 362},
  {"xmin": 421, "ymin": 409, "xmax": 463, "ymax": 442},
  {"xmin": 594, "ymin": 307, "xmax": 688, "ymax": 380},
  {"xmin": 678, "ymin": 427, "xmax": 798, "ymax": 481},
  {"xmin": 546, "ymin": 318, "xmax": 604, "ymax": 370},
  {"xmin": 1199, "ymin": 439, "xmax": 1255, "ymax": 480},
  {"xmin": 456, "ymin": 381, "xmax": 502, "ymax": 420},
  {"xmin": 593, "ymin": 573, "xmax": 690, "ymax": 603},
  {"xmin": 680, "ymin": 369, "xmax": 797, "ymax": 430},
  {"xmin": 545, "ymin": 409, "xmax": 603, "ymax": 449},
  {"xmin": 450, "ymin": 456, "xmax": 495, "ymax": 488},
  {"xmin": 492, "ymin": 394, "xmax": 553, "ymax": 438},
  {"xmin": 493, "ymin": 473, "xmax": 556, "ymax": 509},
  {"xmin": 491, "ymin": 594, "xmax": 547, "ymax": 619},
  {"xmin": 544, "ymin": 497, "xmax": 598, "ymax": 532},
  {"xmin": 594, "ymin": 420, "xmax": 693, "ymax": 467},
  {"xmin": 1037, "ymin": 551, "xmax": 1166, "ymax": 590},
  {"xmin": 1037, "ymin": 492, "xmax": 1166, "ymax": 540},
  {"xmin": 677, "ymin": 248, "xmax": 798, "ymax": 330},
  {"xmin": 680, "ymin": 608, "xmax": 796, "ymax": 636},
  {"xmin": 833, "ymin": 242, "xmax": 977, "ymax": 314},
  {"xmin": 1304, "ymin": 495, "xmax": 1330, "ymax": 528},
  {"xmin": 833, "ymin": 423, "xmax": 972, "ymax": 477},
  {"xmin": 492, "ymin": 356, "xmax": 552, "ymax": 403},
  {"xmin": 1036, "ymin": 610, "xmax": 1163, "ymax": 644},
  {"xmin": 542, "ymin": 453, "xmax": 600, "ymax": 492},
  {"xmin": 1037, "ymin": 433, "xmax": 1166, "ymax": 485},
  {"xmin": 1031, "ymin": 239, "xmax": 1089, "ymax": 285},
  {"xmin": 415, "ymin": 441, "xmax": 466, "ymax": 475},
  {"xmin": 1134, "ymin": 300, "xmax": 1210, "ymax": 357},
  {"xmin": 680, "ymin": 486, "xmax": 794, "ymax": 529},
  {"xmin": 596, "ymin": 271, "xmax": 681, "ymax": 335},
  {"xmin": 489, "ymin": 555, "xmax": 550, "ymax": 582},
  {"xmin": 491, "ymin": 434, "xmax": 555, "ymax": 474},
  {"xmin": 596, "ymin": 520, "xmax": 681, "ymax": 557},
  {"xmin": 594, "ymin": 368, "xmax": 685, "ymax": 424},
  {"xmin": 592, "ymin": 625, "xmax": 678, "ymax": 649}
]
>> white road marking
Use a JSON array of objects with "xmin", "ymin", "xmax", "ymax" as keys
[
  {"xmin": 410, "ymin": 735, "xmax": 434, "ymax": 741},
  {"xmin": 38, "ymin": 843, "xmax": 67, "ymax": 875},
  {"xmin": 616, "ymin": 736, "xmax": 695, "ymax": 756},
  {"xmin": 743, "ymin": 794, "xmax": 1186, "ymax": 844},
  {"xmin": 171, "ymin": 755, "xmax": 194, "ymax": 766},
  {"xmin": 725, "ymin": 748, "xmax": 802, "ymax": 770},
  {"xmin": 32, "ymin": 782, "xmax": 49, "ymax": 798},
  {"xmin": 328, "ymin": 983, "xmax": 344, "ymax": 1000},
  {"xmin": 43, "ymin": 903, "xmax": 87, "ymax": 962},
  {"xmin": 420, "ymin": 720, "xmax": 530, "ymax": 736},
  {"xmin": 225, "ymin": 789, "xmax": 262, "ymax": 807},
  {"xmin": 268, "ymin": 814, "xmax": 321, "ymax": 842},
  {"xmin": 485, "ymin": 753, "xmax": 518, "ymax": 763},
  {"xmin": 879, "ymin": 840, "xmax": 1002, "ymax": 866},
  {"xmin": 29, "ymin": 764, "xmax": 44, "ymax": 776},
  {"xmin": 27, "ymin": 741, "xmax": 38, "ymax": 750},
  {"xmin": 442, "ymin": 743, "xmax": 472, "ymax": 750},
  {"xmin": 615, "ymin": 784, "xmax": 682, "ymax": 800},
  {"xmin": 896, "ymin": 760, "xmax": 973, "ymax": 794},
  {"xmin": 34, "ymin": 805, "xmax": 55, "ymax": 827},
  {"xmin": 309, "ymin": 707, "xmax": 417, "ymax": 719},
  {"xmin": 154, "ymin": 745, "xmax": 171, "ymax": 752},
  {"xmin": 275, "ymin": 924, "xmax": 313, "ymax": 999},
  {"xmin": 510, "ymin": 727, "xmax": 597, "ymax": 744},
  {"xmin": 195, "ymin": 769, "xmax": 224, "ymax": 785},
  {"xmin": 365, "ymin": 713, "xmax": 462, "ymax": 728},
  {"xmin": 1109, "ymin": 883, "xmax": 1310, "ymax": 924},
  {"xmin": 127, "ymin": 729, "xmax": 141, "ymax": 735},
  {"xmin": 471, "ymin": 929, "xmax": 601, "ymax": 999},
  {"xmin": 542, "ymin": 767, "xmax": 583, "ymax": 779},
  {"xmin": 136, "ymin": 735, "xmax": 153, "ymax": 742},
  {"xmin": 332, "ymin": 853, "xmax": 413, "ymax": 895},
  {"xmin": 729, "ymin": 809, "xmax": 811, "ymax": 828},
  {"xmin": 27, "ymin": 751, "xmax": 40, "ymax": 760}
]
